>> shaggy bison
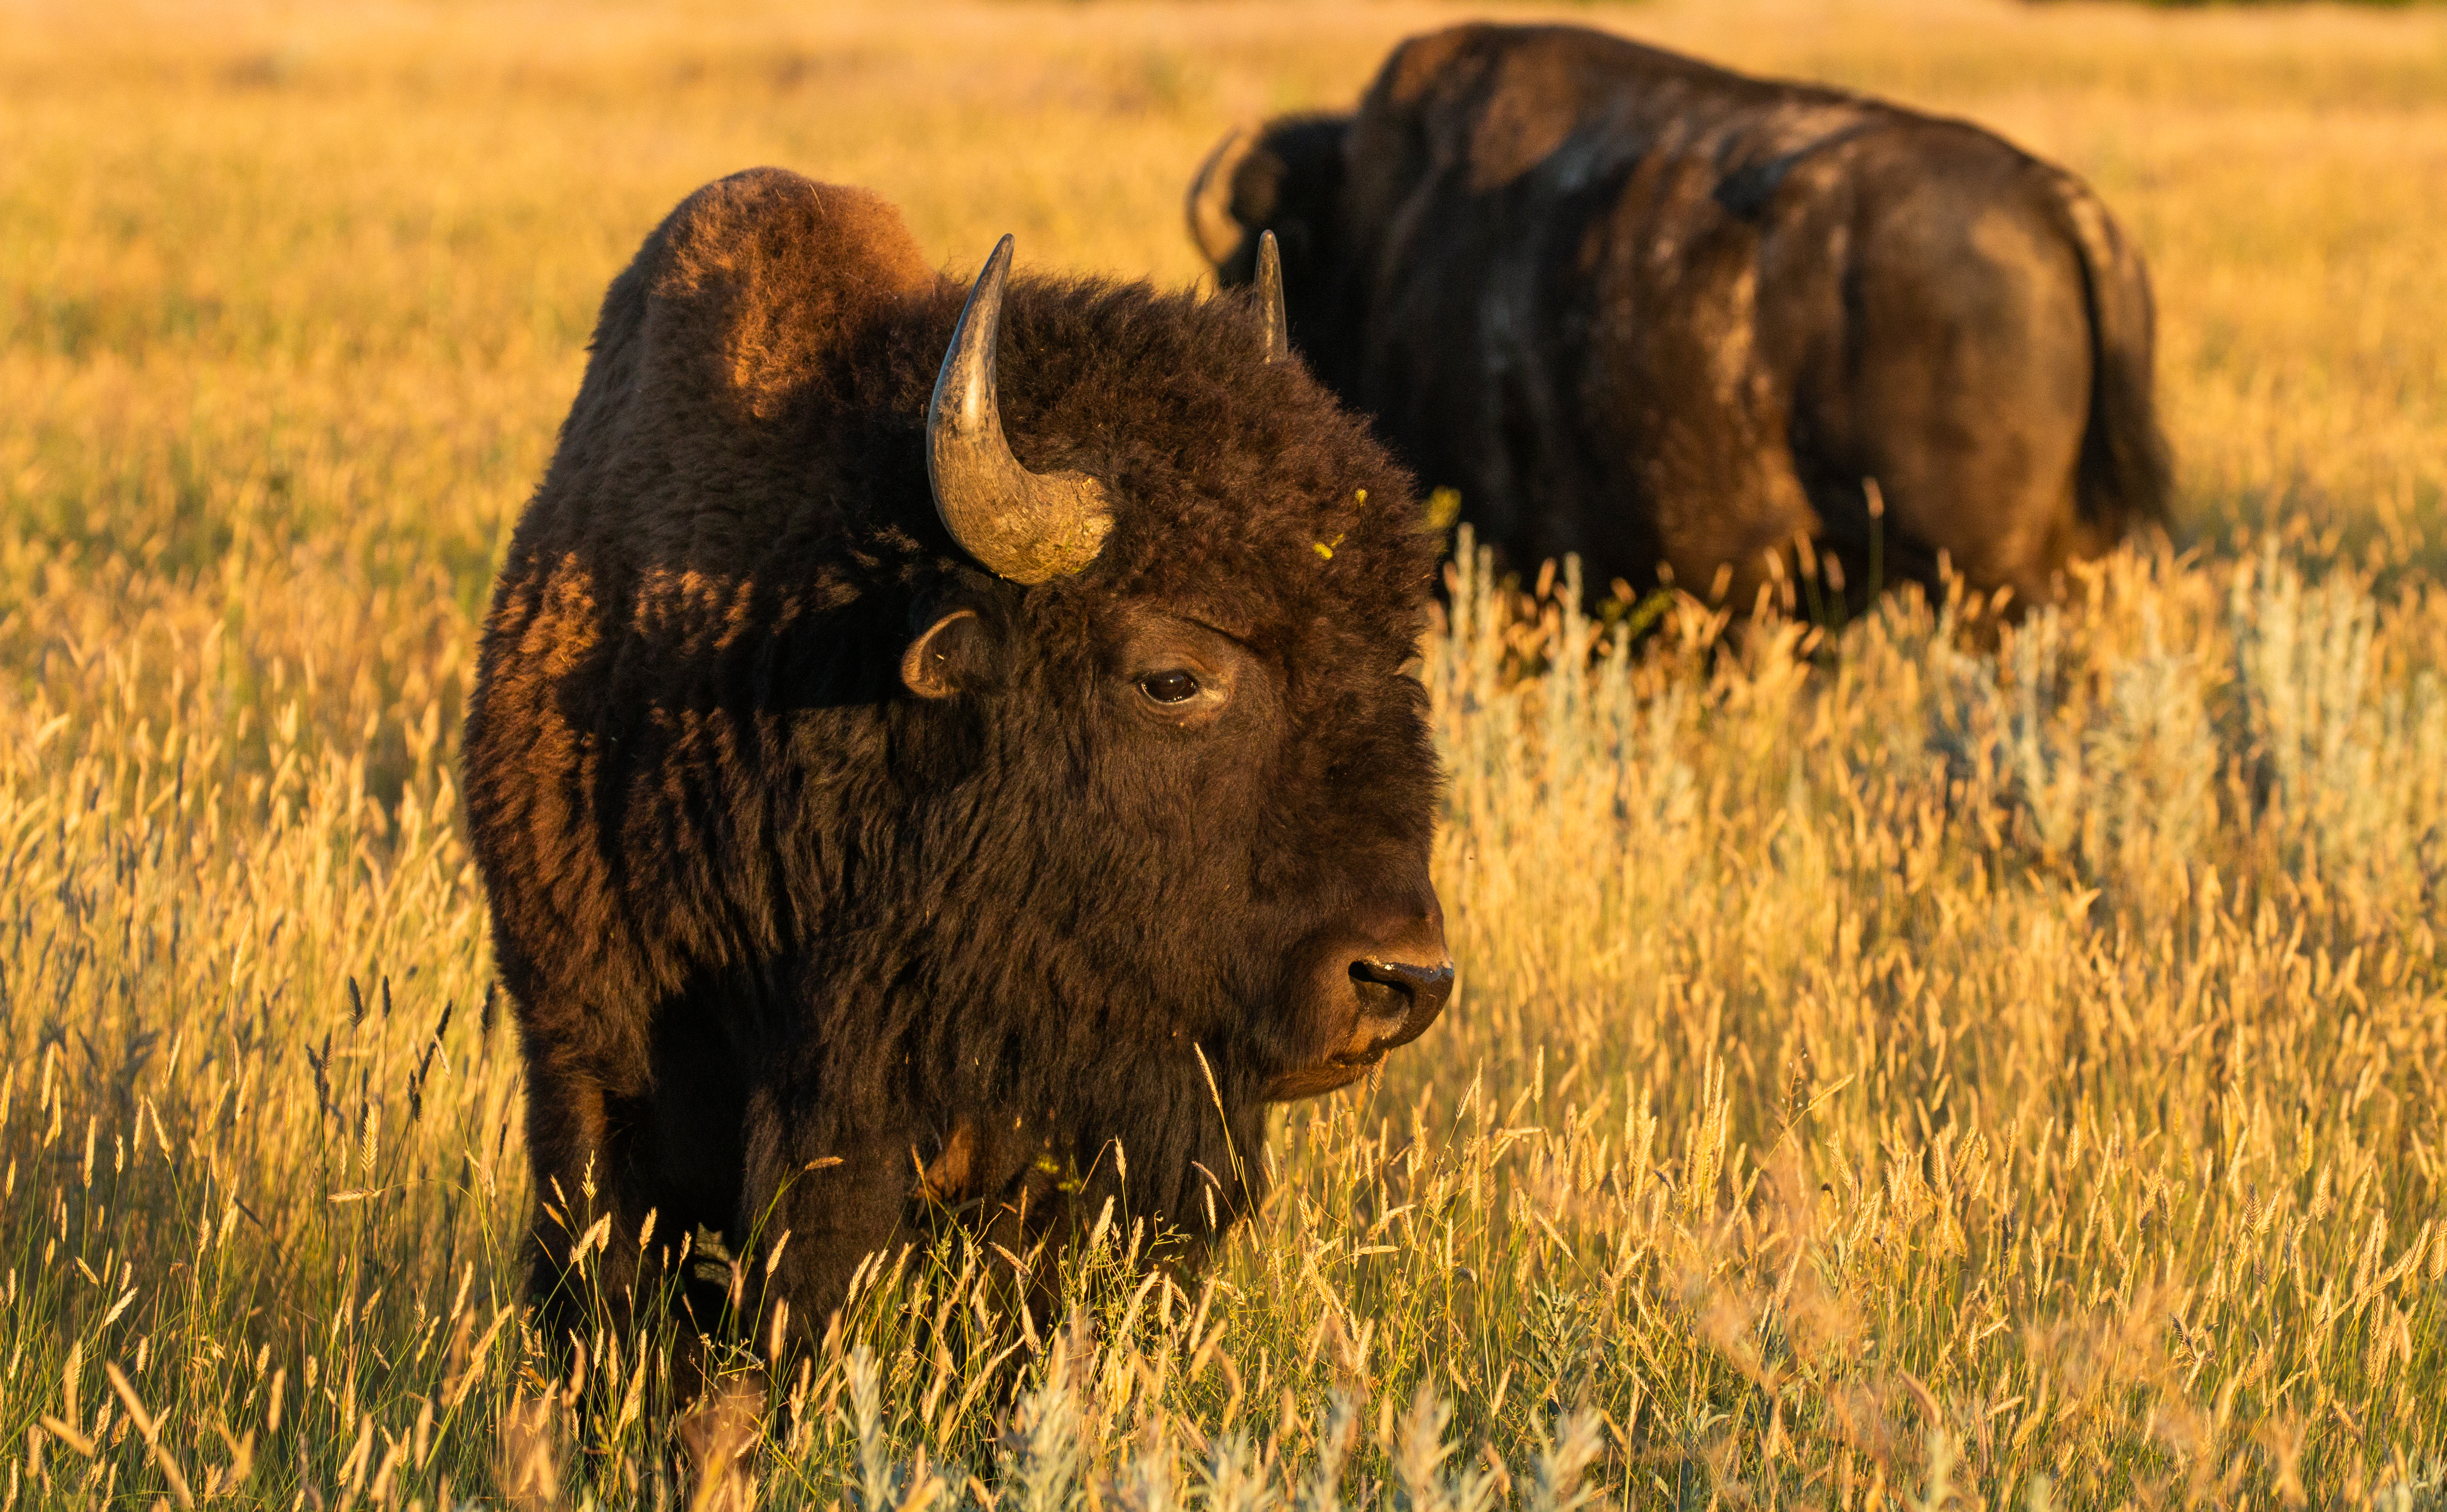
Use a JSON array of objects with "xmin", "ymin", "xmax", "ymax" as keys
[
  {"xmin": 1191, "ymin": 23, "xmax": 2172, "ymax": 614},
  {"xmin": 464, "ymin": 169, "xmax": 1451, "ymax": 1354}
]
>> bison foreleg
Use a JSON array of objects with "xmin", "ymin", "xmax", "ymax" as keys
[
  {"xmin": 521, "ymin": 1055, "xmax": 673, "ymax": 1355},
  {"xmin": 732, "ymin": 1110, "xmax": 918, "ymax": 1362}
]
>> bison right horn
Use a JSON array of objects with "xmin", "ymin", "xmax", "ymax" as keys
[{"xmin": 927, "ymin": 236, "xmax": 1113, "ymax": 585}]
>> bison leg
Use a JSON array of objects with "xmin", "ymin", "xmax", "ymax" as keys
[
  {"xmin": 732, "ymin": 1100, "xmax": 918, "ymax": 1358},
  {"xmin": 521, "ymin": 1052, "xmax": 667, "ymax": 1351}
]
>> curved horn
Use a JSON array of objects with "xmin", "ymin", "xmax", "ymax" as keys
[
  {"xmin": 1186, "ymin": 124, "xmax": 1258, "ymax": 270},
  {"xmin": 927, "ymin": 236, "xmax": 1113, "ymax": 585},
  {"xmin": 1255, "ymin": 229, "xmax": 1289, "ymax": 363}
]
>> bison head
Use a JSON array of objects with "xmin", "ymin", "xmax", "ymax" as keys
[
  {"xmin": 897, "ymin": 233, "xmax": 1450, "ymax": 1126},
  {"xmin": 1190, "ymin": 117, "xmax": 1355, "ymax": 376}
]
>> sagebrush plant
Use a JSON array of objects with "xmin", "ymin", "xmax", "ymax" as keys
[{"xmin": 3, "ymin": 1, "xmax": 2446, "ymax": 1507}]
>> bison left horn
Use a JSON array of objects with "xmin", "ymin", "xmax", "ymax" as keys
[
  {"xmin": 1255, "ymin": 229, "xmax": 1289, "ymax": 364},
  {"xmin": 928, "ymin": 236, "xmax": 1113, "ymax": 585},
  {"xmin": 1187, "ymin": 124, "xmax": 1257, "ymax": 269}
]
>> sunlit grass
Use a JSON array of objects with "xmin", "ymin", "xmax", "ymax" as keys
[{"xmin": 2, "ymin": 0, "xmax": 2443, "ymax": 1505}]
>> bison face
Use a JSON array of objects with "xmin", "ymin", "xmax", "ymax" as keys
[
  {"xmin": 903, "ymin": 587, "xmax": 1450, "ymax": 1107},
  {"xmin": 1098, "ymin": 603, "xmax": 1452, "ymax": 1102},
  {"xmin": 901, "ymin": 228, "xmax": 1450, "ymax": 1160}
]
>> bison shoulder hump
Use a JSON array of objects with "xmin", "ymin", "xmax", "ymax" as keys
[{"xmin": 620, "ymin": 169, "xmax": 939, "ymax": 421}]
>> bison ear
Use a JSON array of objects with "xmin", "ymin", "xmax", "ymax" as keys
[{"xmin": 902, "ymin": 608, "xmax": 994, "ymax": 699}]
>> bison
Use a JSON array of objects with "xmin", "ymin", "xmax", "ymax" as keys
[
  {"xmin": 1190, "ymin": 23, "xmax": 2172, "ymax": 615},
  {"xmin": 463, "ymin": 169, "xmax": 1451, "ymax": 1357}
]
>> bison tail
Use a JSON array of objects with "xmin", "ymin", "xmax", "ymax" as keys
[{"xmin": 2049, "ymin": 169, "xmax": 2173, "ymax": 537}]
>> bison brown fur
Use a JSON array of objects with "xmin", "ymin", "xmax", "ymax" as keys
[
  {"xmin": 1193, "ymin": 24, "xmax": 2173, "ymax": 616},
  {"xmin": 463, "ymin": 169, "xmax": 1451, "ymax": 1356}
]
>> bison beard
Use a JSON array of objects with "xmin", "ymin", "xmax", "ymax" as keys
[
  {"xmin": 1192, "ymin": 24, "xmax": 2173, "ymax": 615},
  {"xmin": 462, "ymin": 169, "xmax": 1451, "ymax": 1362}
]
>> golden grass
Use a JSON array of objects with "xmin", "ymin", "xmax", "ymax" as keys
[{"xmin": 1, "ymin": 0, "xmax": 2443, "ymax": 1505}]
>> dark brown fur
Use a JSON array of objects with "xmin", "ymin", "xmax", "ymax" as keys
[
  {"xmin": 1201, "ymin": 24, "xmax": 2173, "ymax": 613},
  {"xmin": 463, "ymin": 170, "xmax": 1447, "ymax": 1354}
]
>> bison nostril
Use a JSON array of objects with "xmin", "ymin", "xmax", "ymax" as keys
[{"xmin": 1349, "ymin": 956, "xmax": 1456, "ymax": 1035}]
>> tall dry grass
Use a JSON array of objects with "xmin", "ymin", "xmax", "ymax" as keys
[{"xmin": 1, "ymin": 0, "xmax": 2443, "ymax": 1505}]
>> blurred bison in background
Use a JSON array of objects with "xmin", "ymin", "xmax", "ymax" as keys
[
  {"xmin": 463, "ymin": 169, "xmax": 1450, "ymax": 1359},
  {"xmin": 1192, "ymin": 23, "xmax": 2171, "ymax": 616}
]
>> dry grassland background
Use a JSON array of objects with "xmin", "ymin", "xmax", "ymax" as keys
[{"xmin": 0, "ymin": 0, "xmax": 2444, "ymax": 1505}]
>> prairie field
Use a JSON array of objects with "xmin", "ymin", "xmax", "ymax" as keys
[{"xmin": 2, "ymin": 0, "xmax": 2445, "ymax": 1507}]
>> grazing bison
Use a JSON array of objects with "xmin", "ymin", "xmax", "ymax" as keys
[
  {"xmin": 1190, "ymin": 23, "xmax": 2172, "ymax": 614},
  {"xmin": 463, "ymin": 169, "xmax": 1451, "ymax": 1355}
]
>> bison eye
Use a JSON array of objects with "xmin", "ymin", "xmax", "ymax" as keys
[{"xmin": 1137, "ymin": 669, "xmax": 1202, "ymax": 704}]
